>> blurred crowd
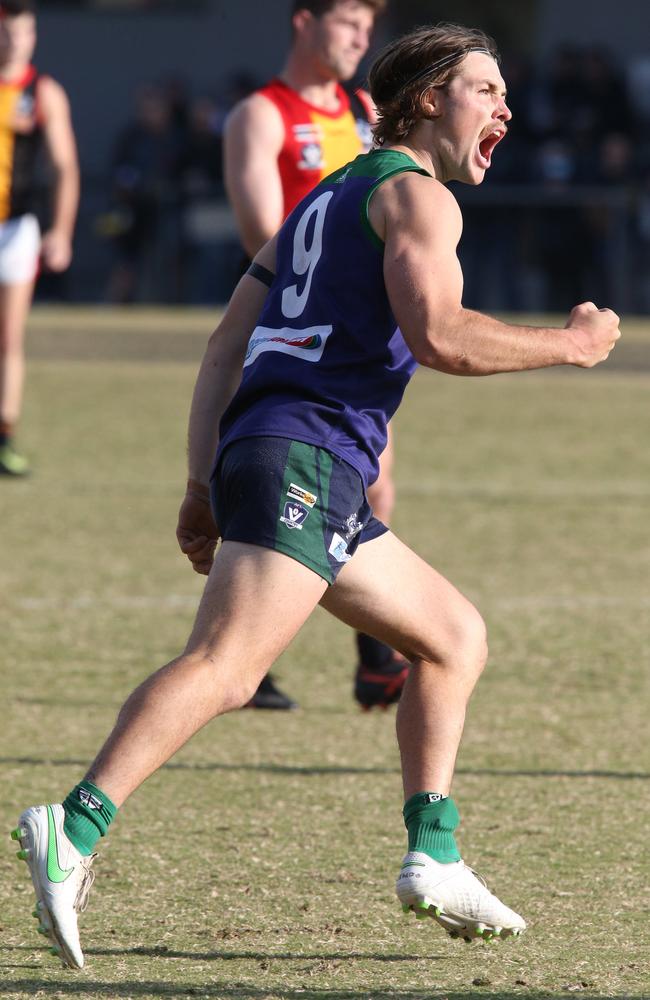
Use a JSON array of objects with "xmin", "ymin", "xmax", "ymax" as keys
[
  {"xmin": 93, "ymin": 73, "xmax": 256, "ymax": 304},
  {"xmin": 91, "ymin": 44, "xmax": 650, "ymax": 312}
]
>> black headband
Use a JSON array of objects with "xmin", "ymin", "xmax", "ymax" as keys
[{"xmin": 396, "ymin": 46, "xmax": 493, "ymax": 96}]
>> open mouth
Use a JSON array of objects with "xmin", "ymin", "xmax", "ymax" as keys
[{"xmin": 476, "ymin": 126, "xmax": 506, "ymax": 169}]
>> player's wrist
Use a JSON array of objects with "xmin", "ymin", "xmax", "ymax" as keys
[
  {"xmin": 186, "ymin": 478, "xmax": 210, "ymax": 503},
  {"xmin": 185, "ymin": 476, "xmax": 210, "ymax": 506},
  {"xmin": 45, "ymin": 226, "xmax": 71, "ymax": 242}
]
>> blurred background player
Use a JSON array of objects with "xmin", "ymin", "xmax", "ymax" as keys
[
  {"xmin": 224, "ymin": 0, "xmax": 410, "ymax": 711},
  {"xmin": 0, "ymin": 0, "xmax": 79, "ymax": 476}
]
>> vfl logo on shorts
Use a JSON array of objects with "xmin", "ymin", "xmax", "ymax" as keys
[
  {"xmin": 244, "ymin": 325, "xmax": 332, "ymax": 367},
  {"xmin": 280, "ymin": 501, "xmax": 309, "ymax": 530}
]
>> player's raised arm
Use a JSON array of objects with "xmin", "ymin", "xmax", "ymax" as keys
[
  {"xmin": 223, "ymin": 95, "xmax": 286, "ymax": 258},
  {"xmin": 377, "ymin": 171, "xmax": 620, "ymax": 374}
]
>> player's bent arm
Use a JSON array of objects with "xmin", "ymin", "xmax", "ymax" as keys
[
  {"xmin": 186, "ymin": 237, "xmax": 278, "ymax": 488},
  {"xmin": 376, "ymin": 173, "xmax": 620, "ymax": 374},
  {"xmin": 224, "ymin": 95, "xmax": 286, "ymax": 259},
  {"xmin": 39, "ymin": 77, "xmax": 79, "ymax": 269}
]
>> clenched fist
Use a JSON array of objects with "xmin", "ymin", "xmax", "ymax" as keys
[{"xmin": 565, "ymin": 301, "xmax": 621, "ymax": 368}]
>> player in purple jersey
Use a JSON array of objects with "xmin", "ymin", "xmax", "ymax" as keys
[
  {"xmin": 14, "ymin": 23, "xmax": 620, "ymax": 967},
  {"xmin": 225, "ymin": 0, "xmax": 407, "ymax": 711}
]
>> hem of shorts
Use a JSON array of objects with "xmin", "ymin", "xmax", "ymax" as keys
[
  {"xmin": 360, "ymin": 519, "xmax": 389, "ymax": 544},
  {"xmin": 221, "ymin": 533, "xmax": 335, "ymax": 585},
  {"xmin": 216, "ymin": 429, "xmax": 372, "ymax": 490}
]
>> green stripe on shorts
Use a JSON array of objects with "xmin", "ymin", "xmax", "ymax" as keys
[{"xmin": 274, "ymin": 441, "xmax": 334, "ymax": 582}]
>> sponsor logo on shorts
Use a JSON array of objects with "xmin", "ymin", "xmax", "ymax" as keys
[
  {"xmin": 328, "ymin": 532, "xmax": 352, "ymax": 563},
  {"xmin": 243, "ymin": 325, "xmax": 332, "ymax": 367},
  {"xmin": 280, "ymin": 501, "xmax": 309, "ymax": 531},
  {"xmin": 287, "ymin": 483, "xmax": 317, "ymax": 508}
]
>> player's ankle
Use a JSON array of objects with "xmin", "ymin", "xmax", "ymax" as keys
[
  {"xmin": 403, "ymin": 792, "xmax": 461, "ymax": 863},
  {"xmin": 62, "ymin": 781, "xmax": 118, "ymax": 856}
]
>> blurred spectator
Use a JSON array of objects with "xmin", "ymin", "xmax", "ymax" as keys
[
  {"xmin": 160, "ymin": 73, "xmax": 190, "ymax": 136},
  {"xmin": 99, "ymin": 84, "xmax": 183, "ymax": 303},
  {"xmin": 177, "ymin": 95, "xmax": 234, "ymax": 303},
  {"xmin": 178, "ymin": 95, "xmax": 223, "ymax": 201},
  {"xmin": 594, "ymin": 133, "xmax": 635, "ymax": 186},
  {"xmin": 581, "ymin": 47, "xmax": 636, "ymax": 141},
  {"xmin": 533, "ymin": 138, "xmax": 593, "ymax": 311}
]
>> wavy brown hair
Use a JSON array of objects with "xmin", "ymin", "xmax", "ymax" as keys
[{"xmin": 368, "ymin": 22, "xmax": 499, "ymax": 146}]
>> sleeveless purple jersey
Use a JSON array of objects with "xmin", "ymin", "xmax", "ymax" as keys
[{"xmin": 218, "ymin": 149, "xmax": 428, "ymax": 487}]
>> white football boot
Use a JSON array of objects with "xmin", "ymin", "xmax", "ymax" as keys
[
  {"xmin": 397, "ymin": 851, "xmax": 526, "ymax": 942},
  {"xmin": 12, "ymin": 804, "xmax": 96, "ymax": 968}
]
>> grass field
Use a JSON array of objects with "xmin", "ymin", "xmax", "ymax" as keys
[{"xmin": 1, "ymin": 307, "xmax": 649, "ymax": 1000}]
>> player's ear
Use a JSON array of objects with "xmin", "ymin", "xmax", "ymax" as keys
[
  {"xmin": 420, "ymin": 87, "xmax": 443, "ymax": 120},
  {"xmin": 292, "ymin": 8, "xmax": 314, "ymax": 36}
]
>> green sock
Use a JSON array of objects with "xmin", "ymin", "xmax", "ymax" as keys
[
  {"xmin": 62, "ymin": 781, "xmax": 118, "ymax": 856},
  {"xmin": 403, "ymin": 792, "xmax": 461, "ymax": 863}
]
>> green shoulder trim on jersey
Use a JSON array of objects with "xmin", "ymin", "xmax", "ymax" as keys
[{"xmin": 358, "ymin": 149, "xmax": 431, "ymax": 251}]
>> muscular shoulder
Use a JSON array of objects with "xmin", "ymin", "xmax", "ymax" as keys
[
  {"xmin": 371, "ymin": 171, "xmax": 462, "ymax": 246},
  {"xmin": 224, "ymin": 92, "xmax": 285, "ymax": 151},
  {"xmin": 382, "ymin": 171, "xmax": 460, "ymax": 225}
]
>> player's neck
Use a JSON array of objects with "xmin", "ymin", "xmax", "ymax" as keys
[
  {"xmin": 0, "ymin": 58, "xmax": 30, "ymax": 82},
  {"xmin": 280, "ymin": 53, "xmax": 342, "ymax": 112},
  {"xmin": 385, "ymin": 140, "xmax": 438, "ymax": 181}
]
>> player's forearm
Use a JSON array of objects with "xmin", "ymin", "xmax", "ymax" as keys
[
  {"xmin": 186, "ymin": 270, "xmax": 271, "ymax": 484},
  {"xmin": 419, "ymin": 308, "xmax": 578, "ymax": 375},
  {"xmin": 49, "ymin": 163, "xmax": 80, "ymax": 238},
  {"xmin": 186, "ymin": 333, "xmax": 246, "ymax": 486}
]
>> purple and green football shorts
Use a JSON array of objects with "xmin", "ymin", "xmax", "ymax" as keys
[{"xmin": 211, "ymin": 436, "xmax": 387, "ymax": 584}]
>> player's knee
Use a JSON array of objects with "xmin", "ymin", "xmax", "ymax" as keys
[
  {"xmin": 439, "ymin": 605, "xmax": 488, "ymax": 678},
  {"xmin": 203, "ymin": 660, "xmax": 261, "ymax": 712},
  {"xmin": 461, "ymin": 608, "xmax": 488, "ymax": 674},
  {"xmin": 175, "ymin": 647, "xmax": 261, "ymax": 713}
]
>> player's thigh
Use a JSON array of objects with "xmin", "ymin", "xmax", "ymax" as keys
[
  {"xmin": 320, "ymin": 530, "xmax": 486, "ymax": 666},
  {"xmin": 0, "ymin": 280, "xmax": 35, "ymax": 350},
  {"xmin": 185, "ymin": 540, "xmax": 328, "ymax": 667},
  {"xmin": 0, "ymin": 215, "xmax": 39, "ymax": 346}
]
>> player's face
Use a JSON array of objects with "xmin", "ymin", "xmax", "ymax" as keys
[
  {"xmin": 430, "ymin": 52, "xmax": 511, "ymax": 185},
  {"xmin": 0, "ymin": 13, "xmax": 37, "ymax": 68},
  {"xmin": 311, "ymin": 1, "xmax": 375, "ymax": 81}
]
